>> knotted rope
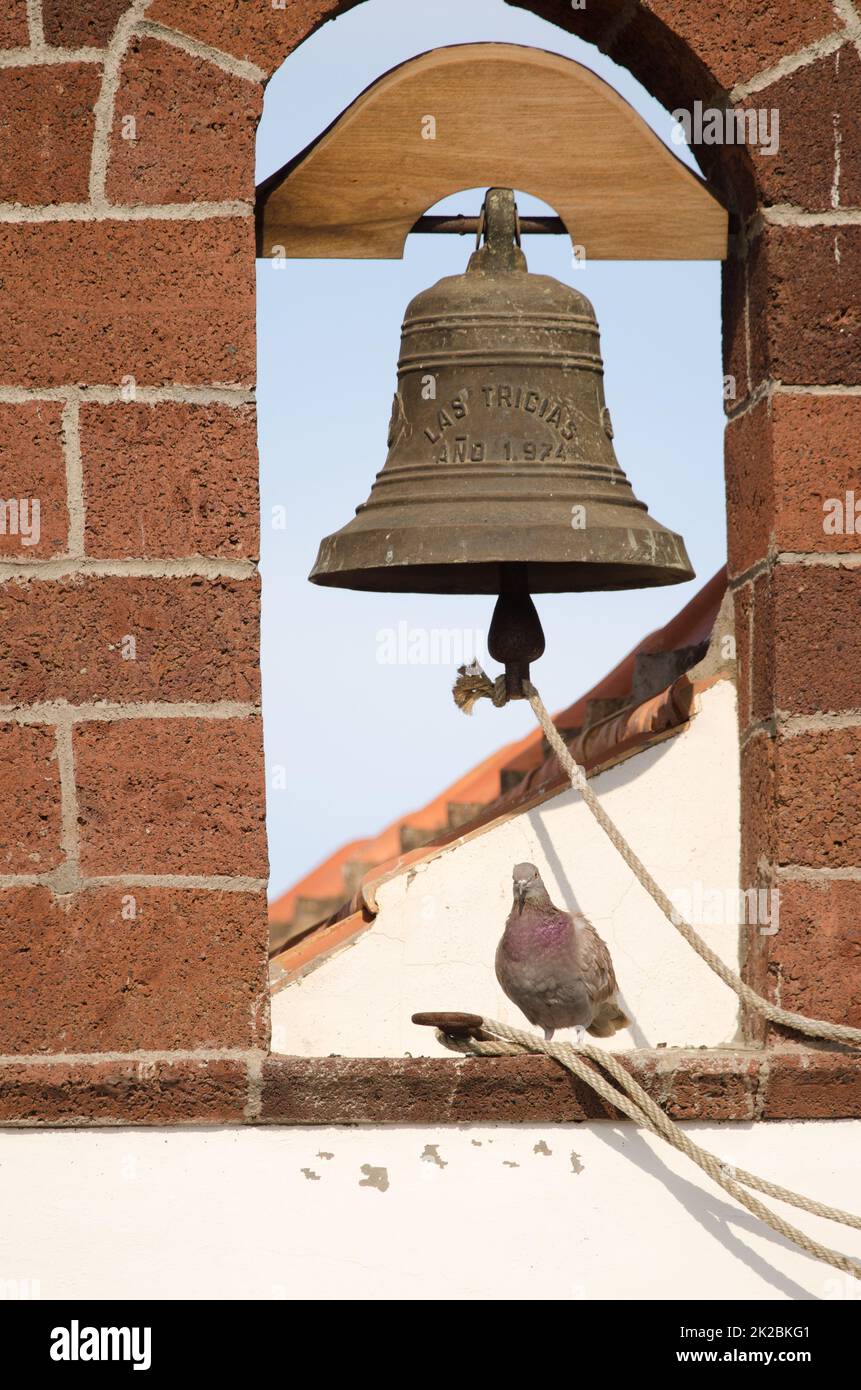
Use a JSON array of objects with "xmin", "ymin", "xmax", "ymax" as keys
[
  {"xmin": 427, "ymin": 1014, "xmax": 861, "ymax": 1280},
  {"xmin": 453, "ymin": 661, "xmax": 861, "ymax": 1049}
]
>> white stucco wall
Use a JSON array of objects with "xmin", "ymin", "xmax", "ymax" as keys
[
  {"xmin": 1, "ymin": 1121, "xmax": 859, "ymax": 1301},
  {"xmin": 273, "ymin": 681, "xmax": 744, "ymax": 1056}
]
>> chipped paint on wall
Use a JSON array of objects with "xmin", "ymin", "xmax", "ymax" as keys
[
  {"xmin": 359, "ymin": 1164, "xmax": 390, "ymax": 1192},
  {"xmin": 421, "ymin": 1144, "xmax": 448, "ymax": 1169}
]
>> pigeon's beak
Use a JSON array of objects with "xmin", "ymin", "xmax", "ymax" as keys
[{"xmin": 514, "ymin": 882, "xmax": 527, "ymax": 913}]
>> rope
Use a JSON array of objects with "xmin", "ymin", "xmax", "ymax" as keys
[
  {"xmin": 434, "ymin": 1016, "xmax": 861, "ymax": 1280},
  {"xmin": 453, "ymin": 662, "xmax": 861, "ymax": 1048}
]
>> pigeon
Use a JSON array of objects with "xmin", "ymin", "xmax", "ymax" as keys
[{"xmin": 495, "ymin": 862, "xmax": 630, "ymax": 1043}]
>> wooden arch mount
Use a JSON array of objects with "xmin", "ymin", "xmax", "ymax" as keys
[{"xmin": 256, "ymin": 43, "xmax": 728, "ymax": 262}]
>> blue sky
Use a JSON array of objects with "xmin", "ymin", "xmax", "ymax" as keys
[{"xmin": 255, "ymin": 0, "xmax": 726, "ymax": 899}]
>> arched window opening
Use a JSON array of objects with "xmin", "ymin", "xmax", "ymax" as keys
[{"xmin": 256, "ymin": 0, "xmax": 731, "ymax": 1058}]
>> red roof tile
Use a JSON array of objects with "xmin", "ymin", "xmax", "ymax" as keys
[{"xmin": 269, "ymin": 837, "xmax": 372, "ymax": 925}]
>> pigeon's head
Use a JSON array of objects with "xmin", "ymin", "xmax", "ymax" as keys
[{"xmin": 512, "ymin": 862, "xmax": 542, "ymax": 913}]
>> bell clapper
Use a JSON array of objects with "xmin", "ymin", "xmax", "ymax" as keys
[{"xmin": 487, "ymin": 563, "xmax": 546, "ymax": 700}]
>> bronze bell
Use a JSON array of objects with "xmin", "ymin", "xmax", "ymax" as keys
[{"xmin": 310, "ymin": 188, "xmax": 694, "ymax": 692}]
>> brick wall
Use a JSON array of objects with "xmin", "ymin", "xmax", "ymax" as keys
[
  {"xmin": 1, "ymin": 0, "xmax": 858, "ymax": 1123},
  {"xmin": 0, "ymin": 1, "xmax": 271, "ymax": 1122}
]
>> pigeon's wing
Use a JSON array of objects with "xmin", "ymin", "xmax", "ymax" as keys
[
  {"xmin": 575, "ymin": 917, "xmax": 618, "ymax": 1008},
  {"xmin": 576, "ymin": 916, "xmax": 631, "ymax": 1036}
]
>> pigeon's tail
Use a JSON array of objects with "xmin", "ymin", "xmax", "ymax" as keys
[{"xmin": 587, "ymin": 997, "xmax": 631, "ymax": 1038}]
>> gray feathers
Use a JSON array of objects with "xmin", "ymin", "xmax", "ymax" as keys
[{"xmin": 496, "ymin": 862, "xmax": 630, "ymax": 1041}]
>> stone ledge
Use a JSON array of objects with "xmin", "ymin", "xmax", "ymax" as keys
[
  {"xmin": 0, "ymin": 1057, "xmax": 248, "ymax": 1125},
  {"xmin": 0, "ymin": 1049, "xmax": 858, "ymax": 1126},
  {"xmin": 258, "ymin": 1048, "xmax": 861, "ymax": 1124}
]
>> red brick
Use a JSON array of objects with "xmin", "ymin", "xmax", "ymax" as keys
[
  {"xmin": 609, "ymin": 8, "xmax": 723, "ymax": 126},
  {"xmin": 763, "ymin": 565, "xmax": 861, "ymax": 715},
  {"xmin": 726, "ymin": 394, "xmax": 861, "ymax": 573},
  {"xmin": 80, "ymin": 402, "xmax": 259, "ymax": 558},
  {"xmin": 0, "ymin": 885, "xmax": 268, "ymax": 1052},
  {"xmin": 0, "ymin": 724, "xmax": 63, "ymax": 873},
  {"xmin": 737, "ymin": 747, "xmax": 777, "ymax": 1031},
  {"xmin": 834, "ymin": 52, "xmax": 861, "ymax": 209},
  {"xmin": 745, "ymin": 232, "xmax": 770, "ymax": 387},
  {"xmin": 740, "ymin": 730, "xmax": 776, "ymax": 872},
  {"xmin": 776, "ymin": 728, "xmax": 861, "ymax": 866},
  {"xmin": 732, "ymin": 581, "xmax": 753, "ymax": 729},
  {"xmin": 740, "ymin": 45, "xmax": 861, "ymax": 210},
  {"xmin": 0, "ymin": 64, "xmax": 100, "ymax": 204},
  {"xmin": 0, "ymin": 220, "xmax": 255, "ymax": 388},
  {"xmin": 661, "ymin": 1056, "xmax": 756, "ymax": 1121},
  {"xmin": 42, "ymin": 0, "xmax": 129, "ymax": 49},
  {"xmin": 0, "ymin": 1056, "xmax": 248, "ymax": 1124},
  {"xmin": 626, "ymin": 0, "xmax": 839, "ymax": 92},
  {"xmin": 750, "ymin": 568, "xmax": 773, "ymax": 721},
  {"xmin": 721, "ymin": 249, "xmax": 750, "ymax": 408},
  {"xmin": 0, "ymin": 401, "xmax": 67, "ymax": 557},
  {"xmin": 724, "ymin": 398, "xmax": 773, "ymax": 578},
  {"xmin": 0, "ymin": 576, "xmax": 260, "ymax": 705},
  {"xmin": 772, "ymin": 394, "xmax": 861, "ymax": 552},
  {"xmin": 75, "ymin": 717, "xmax": 268, "ymax": 876},
  {"xmin": 739, "ymin": 921, "xmax": 771, "ymax": 1046},
  {"xmin": 107, "ymin": 37, "xmax": 261, "ymax": 204},
  {"xmin": 764, "ymin": 1050, "xmax": 861, "ymax": 1119},
  {"xmin": 747, "ymin": 225, "xmax": 861, "ymax": 385},
  {"xmin": 146, "ymin": 0, "xmax": 357, "ymax": 74},
  {"xmin": 0, "ymin": 2, "xmax": 28, "ymax": 48},
  {"xmin": 764, "ymin": 878, "xmax": 861, "ymax": 1032},
  {"xmin": 508, "ymin": 0, "xmax": 632, "ymax": 48}
]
